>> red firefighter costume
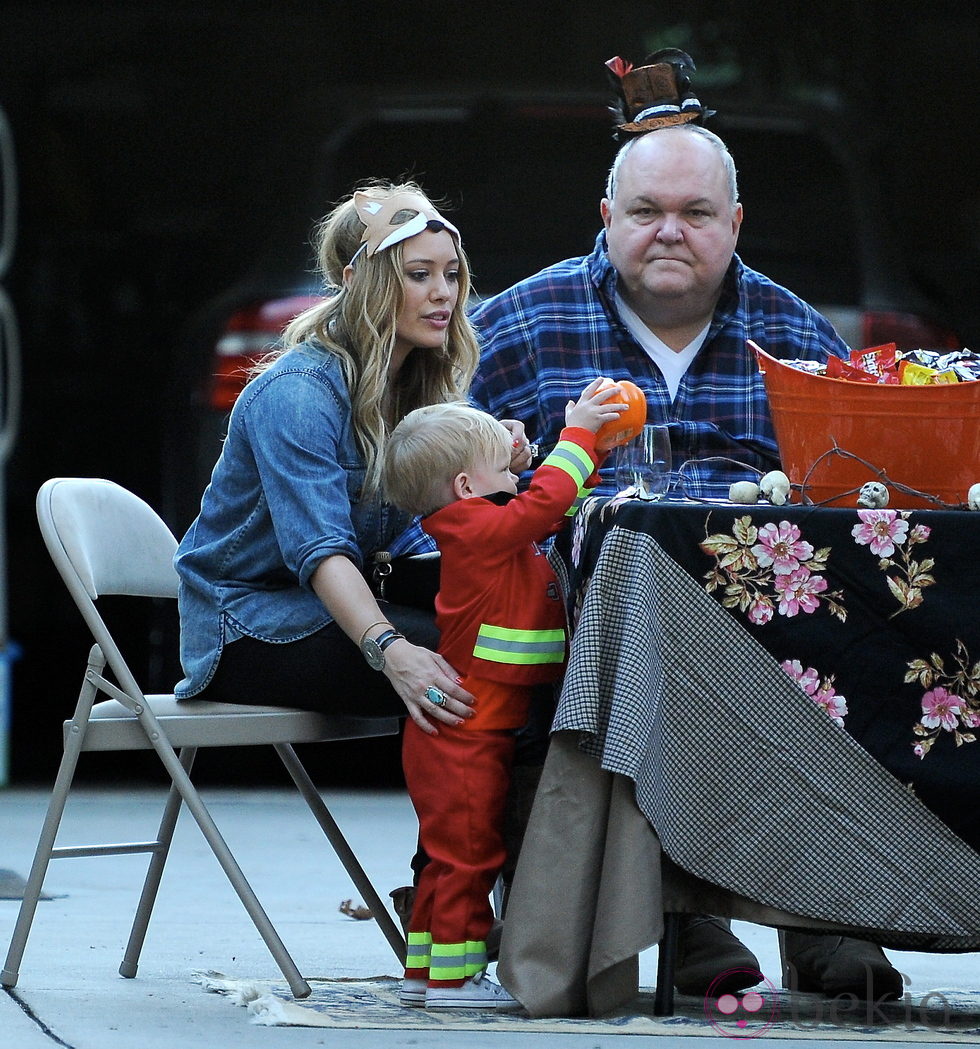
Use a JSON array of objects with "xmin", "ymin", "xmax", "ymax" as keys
[{"xmin": 403, "ymin": 427, "xmax": 601, "ymax": 990}]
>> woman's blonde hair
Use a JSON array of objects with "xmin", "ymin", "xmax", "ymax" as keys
[
  {"xmin": 383, "ymin": 402, "xmax": 511, "ymax": 517},
  {"xmin": 272, "ymin": 180, "xmax": 479, "ymax": 495}
]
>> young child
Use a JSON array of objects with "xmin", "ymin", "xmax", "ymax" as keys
[{"xmin": 382, "ymin": 379, "xmax": 625, "ymax": 1009}]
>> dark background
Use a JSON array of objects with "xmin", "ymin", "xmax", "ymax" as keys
[{"xmin": 2, "ymin": 1, "xmax": 978, "ymax": 787}]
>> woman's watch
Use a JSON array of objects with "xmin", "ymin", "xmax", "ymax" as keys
[{"xmin": 360, "ymin": 627, "xmax": 406, "ymax": 671}]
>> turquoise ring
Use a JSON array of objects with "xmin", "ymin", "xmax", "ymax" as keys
[{"xmin": 425, "ymin": 686, "xmax": 448, "ymax": 708}]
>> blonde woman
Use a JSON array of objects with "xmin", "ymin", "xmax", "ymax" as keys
[{"xmin": 175, "ymin": 181, "xmax": 531, "ymax": 730}]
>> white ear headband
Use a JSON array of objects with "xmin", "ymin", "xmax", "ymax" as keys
[{"xmin": 350, "ymin": 190, "xmax": 460, "ymax": 262}]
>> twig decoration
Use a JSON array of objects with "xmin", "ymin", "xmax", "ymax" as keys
[
  {"xmin": 672, "ymin": 446, "xmax": 968, "ymax": 509},
  {"xmin": 798, "ymin": 441, "xmax": 965, "ymax": 509}
]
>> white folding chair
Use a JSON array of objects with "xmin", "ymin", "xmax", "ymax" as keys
[{"xmin": 2, "ymin": 477, "xmax": 406, "ymax": 998}]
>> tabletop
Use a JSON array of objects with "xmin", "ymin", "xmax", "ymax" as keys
[{"xmin": 498, "ymin": 495, "xmax": 980, "ymax": 1017}]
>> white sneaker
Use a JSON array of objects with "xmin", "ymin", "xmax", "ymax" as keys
[
  {"xmin": 425, "ymin": 970, "xmax": 519, "ymax": 1010},
  {"xmin": 399, "ymin": 977, "xmax": 427, "ymax": 1006}
]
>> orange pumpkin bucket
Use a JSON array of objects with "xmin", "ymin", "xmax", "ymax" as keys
[
  {"xmin": 753, "ymin": 342, "xmax": 980, "ymax": 509},
  {"xmin": 594, "ymin": 379, "xmax": 649, "ymax": 451}
]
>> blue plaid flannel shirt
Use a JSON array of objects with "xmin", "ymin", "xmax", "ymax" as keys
[{"xmin": 470, "ymin": 231, "xmax": 849, "ymax": 499}]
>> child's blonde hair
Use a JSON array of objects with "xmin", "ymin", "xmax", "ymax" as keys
[{"xmin": 383, "ymin": 402, "xmax": 511, "ymax": 516}]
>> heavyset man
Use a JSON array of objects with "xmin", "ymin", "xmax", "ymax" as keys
[{"xmin": 470, "ymin": 59, "xmax": 902, "ymax": 1000}]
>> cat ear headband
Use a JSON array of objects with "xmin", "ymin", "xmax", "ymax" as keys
[
  {"xmin": 350, "ymin": 191, "xmax": 461, "ymax": 263},
  {"xmin": 605, "ymin": 48, "xmax": 713, "ymax": 139}
]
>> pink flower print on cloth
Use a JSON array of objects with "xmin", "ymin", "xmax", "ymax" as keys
[
  {"xmin": 747, "ymin": 598, "xmax": 774, "ymax": 625},
  {"xmin": 781, "ymin": 658, "xmax": 848, "ymax": 727},
  {"xmin": 907, "ymin": 640, "xmax": 980, "ymax": 758},
  {"xmin": 920, "ymin": 686, "xmax": 965, "ymax": 732},
  {"xmin": 751, "ymin": 521, "xmax": 814, "ymax": 574},
  {"xmin": 700, "ymin": 514, "xmax": 846, "ymax": 624},
  {"xmin": 851, "ymin": 509, "xmax": 909, "ymax": 558},
  {"xmin": 774, "ymin": 566, "xmax": 828, "ymax": 617},
  {"xmin": 852, "ymin": 509, "xmax": 935, "ymax": 616}
]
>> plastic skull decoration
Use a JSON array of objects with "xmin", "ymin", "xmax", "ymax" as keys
[
  {"xmin": 729, "ymin": 480, "xmax": 760, "ymax": 504},
  {"xmin": 968, "ymin": 483, "xmax": 980, "ymax": 511},
  {"xmin": 759, "ymin": 470, "xmax": 791, "ymax": 506},
  {"xmin": 857, "ymin": 481, "xmax": 889, "ymax": 509}
]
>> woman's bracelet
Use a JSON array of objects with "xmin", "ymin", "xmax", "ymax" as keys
[{"xmin": 359, "ymin": 620, "xmax": 394, "ymax": 647}]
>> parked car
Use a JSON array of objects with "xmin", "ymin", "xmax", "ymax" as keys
[{"xmin": 162, "ymin": 86, "xmax": 961, "ymax": 534}]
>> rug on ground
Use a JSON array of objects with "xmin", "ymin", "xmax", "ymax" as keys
[{"xmin": 193, "ymin": 971, "xmax": 980, "ymax": 1039}]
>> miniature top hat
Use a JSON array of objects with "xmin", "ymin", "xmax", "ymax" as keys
[{"xmin": 605, "ymin": 48, "xmax": 713, "ymax": 138}]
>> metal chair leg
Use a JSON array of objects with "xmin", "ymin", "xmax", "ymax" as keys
[
  {"xmin": 144, "ymin": 729, "xmax": 311, "ymax": 998},
  {"xmin": 777, "ymin": 929, "xmax": 792, "ymax": 988},
  {"xmin": 275, "ymin": 742, "xmax": 407, "ymax": 966},
  {"xmin": 1, "ymin": 656, "xmax": 102, "ymax": 989},
  {"xmin": 654, "ymin": 911, "xmax": 681, "ymax": 1016},
  {"xmin": 120, "ymin": 747, "xmax": 196, "ymax": 978}
]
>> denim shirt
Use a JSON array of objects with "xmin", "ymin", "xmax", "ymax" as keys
[{"xmin": 174, "ymin": 342, "xmax": 412, "ymax": 697}]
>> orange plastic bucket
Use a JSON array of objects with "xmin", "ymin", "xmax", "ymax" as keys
[{"xmin": 754, "ymin": 344, "xmax": 980, "ymax": 509}]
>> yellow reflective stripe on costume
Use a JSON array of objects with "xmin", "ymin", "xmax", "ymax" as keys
[
  {"xmin": 406, "ymin": 931, "xmax": 432, "ymax": 968},
  {"xmin": 543, "ymin": 441, "xmax": 594, "ymax": 517},
  {"xmin": 429, "ymin": 940, "xmax": 487, "ymax": 981},
  {"xmin": 543, "ymin": 440, "xmax": 594, "ymax": 489},
  {"xmin": 473, "ymin": 624, "xmax": 565, "ymax": 665},
  {"xmin": 565, "ymin": 484, "xmax": 595, "ymax": 517}
]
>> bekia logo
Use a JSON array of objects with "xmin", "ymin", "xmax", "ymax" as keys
[
  {"xmin": 702, "ymin": 967, "xmax": 963, "ymax": 1038},
  {"xmin": 703, "ymin": 970, "xmax": 778, "ymax": 1038}
]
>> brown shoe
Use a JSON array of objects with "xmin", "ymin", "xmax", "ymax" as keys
[
  {"xmin": 388, "ymin": 885, "xmax": 503, "ymax": 962},
  {"xmin": 389, "ymin": 885, "xmax": 416, "ymax": 937},
  {"xmin": 673, "ymin": 916, "xmax": 762, "ymax": 996},
  {"xmin": 782, "ymin": 931, "xmax": 903, "ymax": 1000}
]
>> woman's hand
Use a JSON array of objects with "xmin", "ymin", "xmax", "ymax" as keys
[
  {"xmin": 381, "ymin": 639, "xmax": 475, "ymax": 734},
  {"xmin": 501, "ymin": 418, "xmax": 534, "ymax": 473},
  {"xmin": 310, "ymin": 554, "xmax": 474, "ymax": 733}
]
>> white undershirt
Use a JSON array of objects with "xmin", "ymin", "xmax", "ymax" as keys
[{"xmin": 615, "ymin": 292, "xmax": 710, "ymax": 401}]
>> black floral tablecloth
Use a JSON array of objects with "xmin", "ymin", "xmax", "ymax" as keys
[{"xmin": 547, "ymin": 495, "xmax": 980, "ymax": 944}]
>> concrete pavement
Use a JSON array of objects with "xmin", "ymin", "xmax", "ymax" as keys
[{"xmin": 2, "ymin": 784, "xmax": 979, "ymax": 1048}]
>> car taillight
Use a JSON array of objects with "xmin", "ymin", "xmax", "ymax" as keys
[
  {"xmin": 821, "ymin": 307, "xmax": 962, "ymax": 354},
  {"xmin": 206, "ymin": 295, "xmax": 324, "ymax": 412},
  {"xmin": 861, "ymin": 310, "xmax": 962, "ymax": 352}
]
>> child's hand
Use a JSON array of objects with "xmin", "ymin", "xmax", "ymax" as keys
[{"xmin": 565, "ymin": 377, "xmax": 629, "ymax": 434}]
